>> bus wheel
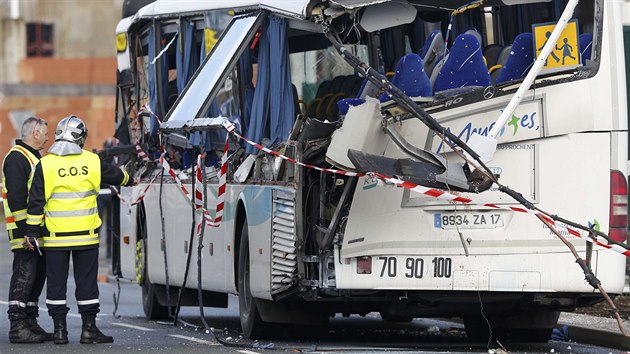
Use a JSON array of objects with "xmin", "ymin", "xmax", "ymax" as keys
[
  {"xmin": 238, "ymin": 222, "xmax": 272, "ymax": 339},
  {"xmin": 137, "ymin": 239, "xmax": 169, "ymax": 320}
]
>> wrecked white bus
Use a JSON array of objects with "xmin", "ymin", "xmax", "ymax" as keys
[{"xmin": 112, "ymin": 0, "xmax": 628, "ymax": 341}]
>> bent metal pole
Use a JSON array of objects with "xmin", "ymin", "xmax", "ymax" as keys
[
  {"xmin": 467, "ymin": 0, "xmax": 580, "ymax": 162},
  {"xmin": 488, "ymin": 0, "xmax": 579, "ymax": 138}
]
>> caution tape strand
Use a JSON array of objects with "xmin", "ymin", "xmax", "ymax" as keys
[{"xmin": 221, "ymin": 121, "xmax": 630, "ymax": 259}]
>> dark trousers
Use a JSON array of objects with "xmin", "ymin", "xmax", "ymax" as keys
[
  {"xmin": 46, "ymin": 248, "xmax": 100, "ymax": 319},
  {"xmin": 8, "ymin": 249, "xmax": 47, "ymax": 321}
]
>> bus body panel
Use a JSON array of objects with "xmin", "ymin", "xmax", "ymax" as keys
[
  {"xmin": 335, "ymin": 251, "xmax": 625, "ymax": 292},
  {"xmin": 342, "ymin": 132, "xmax": 613, "ymax": 259},
  {"xmin": 119, "ymin": 186, "xmax": 139, "ymax": 279},
  {"xmin": 121, "ymin": 181, "xmax": 286, "ymax": 300},
  {"xmin": 597, "ymin": 0, "xmax": 628, "ymax": 133}
]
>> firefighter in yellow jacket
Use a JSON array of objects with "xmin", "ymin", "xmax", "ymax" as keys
[
  {"xmin": 26, "ymin": 115, "xmax": 133, "ymax": 344},
  {"xmin": 3, "ymin": 116, "xmax": 52, "ymax": 343}
]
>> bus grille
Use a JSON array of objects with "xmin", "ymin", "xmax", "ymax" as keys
[{"xmin": 271, "ymin": 191, "xmax": 297, "ymax": 294}]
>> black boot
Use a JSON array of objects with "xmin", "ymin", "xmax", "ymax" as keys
[
  {"xmin": 52, "ymin": 317, "xmax": 68, "ymax": 344},
  {"xmin": 9, "ymin": 319, "xmax": 46, "ymax": 343},
  {"xmin": 25, "ymin": 318, "xmax": 54, "ymax": 341},
  {"xmin": 80, "ymin": 315, "xmax": 113, "ymax": 344}
]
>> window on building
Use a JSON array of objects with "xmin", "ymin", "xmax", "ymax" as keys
[{"xmin": 26, "ymin": 22, "xmax": 54, "ymax": 57}]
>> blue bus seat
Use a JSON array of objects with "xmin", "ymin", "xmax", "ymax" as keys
[
  {"xmin": 433, "ymin": 34, "xmax": 490, "ymax": 92},
  {"xmin": 490, "ymin": 44, "xmax": 512, "ymax": 84},
  {"xmin": 464, "ymin": 28, "xmax": 483, "ymax": 47},
  {"xmin": 419, "ymin": 29, "xmax": 445, "ymax": 79},
  {"xmin": 379, "ymin": 53, "xmax": 432, "ymax": 101},
  {"xmin": 496, "ymin": 32, "xmax": 534, "ymax": 84},
  {"xmin": 579, "ymin": 33, "xmax": 592, "ymax": 65},
  {"xmin": 338, "ymin": 53, "xmax": 431, "ymax": 115}
]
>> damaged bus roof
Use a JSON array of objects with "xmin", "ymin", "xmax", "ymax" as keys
[
  {"xmin": 116, "ymin": 0, "xmax": 551, "ymax": 34},
  {"xmin": 116, "ymin": 0, "xmax": 312, "ymax": 35}
]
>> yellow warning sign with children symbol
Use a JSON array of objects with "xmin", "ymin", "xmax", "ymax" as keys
[{"xmin": 533, "ymin": 20, "xmax": 580, "ymax": 71}]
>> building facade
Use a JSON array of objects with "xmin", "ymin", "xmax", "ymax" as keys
[{"xmin": 0, "ymin": 0, "xmax": 124, "ymax": 173}]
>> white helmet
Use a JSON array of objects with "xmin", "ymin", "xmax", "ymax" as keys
[{"xmin": 48, "ymin": 115, "xmax": 88, "ymax": 156}]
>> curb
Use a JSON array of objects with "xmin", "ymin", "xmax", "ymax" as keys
[{"xmin": 557, "ymin": 324, "xmax": 630, "ymax": 351}]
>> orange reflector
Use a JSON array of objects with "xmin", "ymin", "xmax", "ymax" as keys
[
  {"xmin": 357, "ymin": 256, "xmax": 372, "ymax": 274},
  {"xmin": 123, "ymin": 236, "xmax": 130, "ymax": 244}
]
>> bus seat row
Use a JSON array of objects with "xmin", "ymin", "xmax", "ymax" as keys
[
  {"xmin": 338, "ymin": 33, "xmax": 489, "ymax": 112},
  {"xmin": 308, "ymin": 31, "xmax": 594, "ymax": 121},
  {"xmin": 337, "ymin": 52, "xmax": 434, "ymax": 115},
  {"xmin": 493, "ymin": 32, "xmax": 592, "ymax": 84},
  {"xmin": 301, "ymin": 75, "xmax": 364, "ymax": 121}
]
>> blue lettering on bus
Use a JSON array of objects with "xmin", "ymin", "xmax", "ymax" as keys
[{"xmin": 436, "ymin": 111, "xmax": 539, "ymax": 153}]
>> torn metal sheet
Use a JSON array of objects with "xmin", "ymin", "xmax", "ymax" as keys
[
  {"xmin": 328, "ymin": 0, "xmax": 389, "ymax": 10},
  {"xmin": 160, "ymin": 117, "xmax": 230, "ymax": 133}
]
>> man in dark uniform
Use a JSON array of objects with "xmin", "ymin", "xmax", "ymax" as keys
[
  {"xmin": 25, "ymin": 115, "xmax": 133, "ymax": 344},
  {"xmin": 3, "ymin": 116, "xmax": 52, "ymax": 343}
]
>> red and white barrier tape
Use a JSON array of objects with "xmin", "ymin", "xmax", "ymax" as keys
[
  {"xmin": 372, "ymin": 173, "xmax": 630, "ymax": 258},
  {"xmin": 222, "ymin": 122, "xmax": 630, "ymax": 258},
  {"xmin": 192, "ymin": 133, "xmax": 229, "ymax": 233},
  {"xmin": 140, "ymin": 103, "xmax": 162, "ymax": 124},
  {"xmin": 223, "ymin": 122, "xmax": 364, "ymax": 178},
  {"xmin": 111, "ymin": 170, "xmax": 161, "ymax": 207},
  {"xmin": 112, "ymin": 140, "xmax": 224, "ymax": 233},
  {"xmin": 215, "ymin": 135, "xmax": 228, "ymax": 224},
  {"xmin": 194, "ymin": 154, "xmax": 205, "ymax": 210},
  {"xmin": 136, "ymin": 144, "xmax": 151, "ymax": 162},
  {"xmin": 159, "ymin": 153, "xmax": 218, "ymax": 228},
  {"xmin": 111, "ymin": 146, "xmax": 160, "ymax": 207}
]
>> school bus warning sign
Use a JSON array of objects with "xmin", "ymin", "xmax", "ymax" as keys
[{"xmin": 533, "ymin": 20, "xmax": 580, "ymax": 71}]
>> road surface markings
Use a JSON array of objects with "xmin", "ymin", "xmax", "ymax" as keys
[
  {"xmin": 238, "ymin": 351, "xmax": 260, "ymax": 354},
  {"xmin": 169, "ymin": 334, "xmax": 219, "ymax": 346},
  {"xmin": 112, "ymin": 322, "xmax": 155, "ymax": 331}
]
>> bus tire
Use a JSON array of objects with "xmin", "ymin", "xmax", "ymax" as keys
[
  {"xmin": 138, "ymin": 239, "xmax": 169, "ymax": 320},
  {"xmin": 238, "ymin": 221, "xmax": 272, "ymax": 339}
]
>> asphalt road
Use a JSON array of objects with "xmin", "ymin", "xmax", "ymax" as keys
[{"xmin": 0, "ymin": 225, "xmax": 243, "ymax": 353}]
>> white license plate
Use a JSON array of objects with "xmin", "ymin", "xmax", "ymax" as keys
[{"xmin": 434, "ymin": 211, "xmax": 504, "ymax": 229}]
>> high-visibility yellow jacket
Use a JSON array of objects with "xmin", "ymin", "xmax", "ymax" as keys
[
  {"xmin": 26, "ymin": 149, "xmax": 131, "ymax": 250},
  {"xmin": 2, "ymin": 143, "xmax": 41, "ymax": 250}
]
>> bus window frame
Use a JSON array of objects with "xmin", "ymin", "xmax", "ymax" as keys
[
  {"xmin": 418, "ymin": 0, "xmax": 602, "ymax": 114},
  {"xmin": 128, "ymin": 26, "xmax": 151, "ymax": 144},
  {"xmin": 162, "ymin": 11, "xmax": 265, "ymax": 128}
]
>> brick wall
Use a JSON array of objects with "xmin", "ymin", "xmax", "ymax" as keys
[
  {"xmin": 19, "ymin": 57, "xmax": 116, "ymax": 84},
  {"xmin": 0, "ymin": 57, "xmax": 116, "ymax": 178}
]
